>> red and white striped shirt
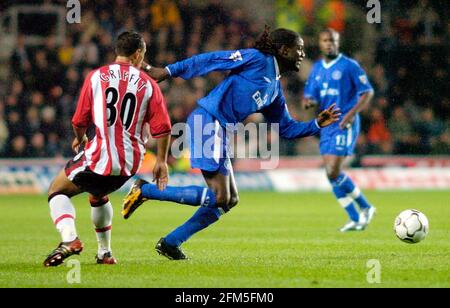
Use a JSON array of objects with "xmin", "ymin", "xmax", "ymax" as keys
[{"xmin": 72, "ymin": 62, "xmax": 171, "ymax": 176}]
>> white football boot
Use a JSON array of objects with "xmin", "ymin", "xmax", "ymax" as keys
[
  {"xmin": 340, "ymin": 220, "xmax": 364, "ymax": 232},
  {"xmin": 360, "ymin": 206, "xmax": 377, "ymax": 228}
]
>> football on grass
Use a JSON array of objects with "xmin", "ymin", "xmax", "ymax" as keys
[{"xmin": 394, "ymin": 209, "xmax": 429, "ymax": 244}]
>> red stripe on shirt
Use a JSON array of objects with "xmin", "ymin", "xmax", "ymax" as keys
[
  {"xmin": 116, "ymin": 64, "xmax": 129, "ymax": 175},
  {"xmin": 129, "ymin": 71, "xmax": 149, "ymax": 174}
]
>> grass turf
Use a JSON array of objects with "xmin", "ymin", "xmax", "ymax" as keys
[{"xmin": 0, "ymin": 191, "xmax": 449, "ymax": 288}]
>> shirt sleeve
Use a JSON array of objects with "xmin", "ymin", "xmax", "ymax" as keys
[
  {"xmin": 349, "ymin": 61, "xmax": 374, "ymax": 95},
  {"xmin": 147, "ymin": 80, "xmax": 172, "ymax": 138},
  {"xmin": 260, "ymin": 90, "xmax": 320, "ymax": 140},
  {"xmin": 72, "ymin": 71, "xmax": 94, "ymax": 128},
  {"xmin": 303, "ymin": 65, "xmax": 320, "ymax": 102},
  {"xmin": 166, "ymin": 49, "xmax": 258, "ymax": 80}
]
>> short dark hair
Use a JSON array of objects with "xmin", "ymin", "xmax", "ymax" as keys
[
  {"xmin": 115, "ymin": 31, "xmax": 145, "ymax": 57},
  {"xmin": 319, "ymin": 28, "xmax": 340, "ymax": 39},
  {"xmin": 254, "ymin": 25, "xmax": 300, "ymax": 55}
]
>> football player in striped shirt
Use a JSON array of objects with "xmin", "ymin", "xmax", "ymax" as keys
[{"xmin": 43, "ymin": 32, "xmax": 172, "ymax": 267}]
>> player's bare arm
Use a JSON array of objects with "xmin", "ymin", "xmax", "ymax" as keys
[
  {"xmin": 142, "ymin": 61, "xmax": 170, "ymax": 83},
  {"xmin": 317, "ymin": 103, "xmax": 341, "ymax": 127},
  {"xmin": 339, "ymin": 90, "xmax": 374, "ymax": 129},
  {"xmin": 301, "ymin": 98, "xmax": 317, "ymax": 110},
  {"xmin": 153, "ymin": 134, "xmax": 171, "ymax": 191},
  {"xmin": 71, "ymin": 125, "xmax": 88, "ymax": 153}
]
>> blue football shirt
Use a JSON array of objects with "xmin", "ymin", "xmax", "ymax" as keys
[
  {"xmin": 303, "ymin": 53, "xmax": 373, "ymax": 128},
  {"xmin": 166, "ymin": 48, "xmax": 320, "ymax": 139}
]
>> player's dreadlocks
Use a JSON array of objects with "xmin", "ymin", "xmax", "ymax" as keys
[{"xmin": 254, "ymin": 25, "xmax": 300, "ymax": 55}]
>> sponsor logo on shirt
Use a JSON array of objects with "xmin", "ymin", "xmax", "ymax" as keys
[
  {"xmin": 320, "ymin": 82, "xmax": 339, "ymax": 97},
  {"xmin": 252, "ymin": 91, "xmax": 268, "ymax": 110}
]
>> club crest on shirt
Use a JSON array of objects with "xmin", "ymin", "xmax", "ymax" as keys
[
  {"xmin": 359, "ymin": 75, "xmax": 368, "ymax": 84},
  {"xmin": 332, "ymin": 70, "xmax": 342, "ymax": 80}
]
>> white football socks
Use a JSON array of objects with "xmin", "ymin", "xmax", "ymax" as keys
[
  {"xmin": 49, "ymin": 194, "xmax": 78, "ymax": 242},
  {"xmin": 91, "ymin": 201, "xmax": 113, "ymax": 258}
]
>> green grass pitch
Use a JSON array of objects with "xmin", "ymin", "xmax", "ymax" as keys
[{"xmin": 0, "ymin": 191, "xmax": 449, "ymax": 288}]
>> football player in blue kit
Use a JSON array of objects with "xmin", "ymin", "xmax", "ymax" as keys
[
  {"xmin": 122, "ymin": 27, "xmax": 341, "ymax": 259},
  {"xmin": 302, "ymin": 28, "xmax": 376, "ymax": 232}
]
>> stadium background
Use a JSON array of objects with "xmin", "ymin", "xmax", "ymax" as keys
[{"xmin": 0, "ymin": 0, "xmax": 448, "ymax": 193}]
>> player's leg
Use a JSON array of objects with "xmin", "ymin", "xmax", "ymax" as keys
[
  {"xmin": 340, "ymin": 117, "xmax": 376, "ymax": 225},
  {"xmin": 228, "ymin": 165, "xmax": 240, "ymax": 210},
  {"xmin": 334, "ymin": 166, "xmax": 376, "ymax": 227},
  {"xmin": 89, "ymin": 194, "xmax": 117, "ymax": 264},
  {"xmin": 156, "ymin": 108, "xmax": 236, "ymax": 259},
  {"xmin": 156, "ymin": 170, "xmax": 229, "ymax": 260},
  {"xmin": 44, "ymin": 169, "xmax": 84, "ymax": 267},
  {"xmin": 323, "ymin": 155, "xmax": 362, "ymax": 231},
  {"xmin": 122, "ymin": 107, "xmax": 221, "ymax": 218},
  {"xmin": 122, "ymin": 179, "xmax": 219, "ymax": 219}
]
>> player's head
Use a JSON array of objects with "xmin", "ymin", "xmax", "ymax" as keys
[
  {"xmin": 319, "ymin": 28, "xmax": 340, "ymax": 59},
  {"xmin": 115, "ymin": 31, "xmax": 146, "ymax": 68},
  {"xmin": 254, "ymin": 26, "xmax": 305, "ymax": 72}
]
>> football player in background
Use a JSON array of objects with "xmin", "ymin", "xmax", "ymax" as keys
[{"xmin": 302, "ymin": 28, "xmax": 376, "ymax": 232}]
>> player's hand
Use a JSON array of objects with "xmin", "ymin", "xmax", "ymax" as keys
[
  {"xmin": 316, "ymin": 103, "xmax": 341, "ymax": 128},
  {"xmin": 142, "ymin": 62, "xmax": 169, "ymax": 83},
  {"xmin": 72, "ymin": 135, "xmax": 87, "ymax": 153},
  {"xmin": 339, "ymin": 111, "xmax": 355, "ymax": 130},
  {"xmin": 152, "ymin": 160, "xmax": 169, "ymax": 191},
  {"xmin": 301, "ymin": 98, "xmax": 316, "ymax": 110}
]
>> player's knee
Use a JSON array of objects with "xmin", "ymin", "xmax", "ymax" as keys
[
  {"xmin": 215, "ymin": 191, "xmax": 231, "ymax": 208},
  {"xmin": 326, "ymin": 168, "xmax": 341, "ymax": 181},
  {"xmin": 228, "ymin": 194, "xmax": 240, "ymax": 210},
  {"xmin": 47, "ymin": 181, "xmax": 59, "ymax": 199},
  {"xmin": 89, "ymin": 195, "xmax": 109, "ymax": 207}
]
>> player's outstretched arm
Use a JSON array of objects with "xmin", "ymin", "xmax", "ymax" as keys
[
  {"xmin": 301, "ymin": 98, "xmax": 317, "ymax": 110},
  {"xmin": 145, "ymin": 49, "xmax": 256, "ymax": 81},
  {"xmin": 316, "ymin": 103, "xmax": 342, "ymax": 128},
  {"xmin": 142, "ymin": 62, "xmax": 170, "ymax": 83},
  {"xmin": 262, "ymin": 93, "xmax": 340, "ymax": 139}
]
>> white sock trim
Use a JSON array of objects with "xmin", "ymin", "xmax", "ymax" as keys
[
  {"xmin": 200, "ymin": 188, "xmax": 208, "ymax": 206},
  {"xmin": 349, "ymin": 187, "xmax": 361, "ymax": 199},
  {"xmin": 338, "ymin": 197, "xmax": 354, "ymax": 208}
]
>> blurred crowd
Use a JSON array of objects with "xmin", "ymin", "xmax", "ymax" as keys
[{"xmin": 0, "ymin": 0, "xmax": 448, "ymax": 160}]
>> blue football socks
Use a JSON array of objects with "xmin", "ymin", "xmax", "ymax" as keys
[
  {"xmin": 331, "ymin": 183, "xmax": 360, "ymax": 222},
  {"xmin": 164, "ymin": 207, "xmax": 222, "ymax": 247},
  {"xmin": 141, "ymin": 184, "xmax": 216, "ymax": 207},
  {"xmin": 334, "ymin": 173, "xmax": 372, "ymax": 210}
]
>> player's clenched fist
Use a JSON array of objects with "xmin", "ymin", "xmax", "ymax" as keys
[
  {"xmin": 316, "ymin": 103, "xmax": 341, "ymax": 128},
  {"xmin": 71, "ymin": 135, "xmax": 87, "ymax": 153}
]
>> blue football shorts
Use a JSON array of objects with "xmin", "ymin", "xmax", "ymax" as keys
[
  {"xmin": 186, "ymin": 107, "xmax": 232, "ymax": 176},
  {"xmin": 319, "ymin": 114, "xmax": 360, "ymax": 156}
]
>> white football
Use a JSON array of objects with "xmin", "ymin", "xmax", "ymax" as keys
[{"xmin": 394, "ymin": 209, "xmax": 429, "ymax": 244}]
